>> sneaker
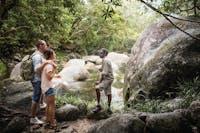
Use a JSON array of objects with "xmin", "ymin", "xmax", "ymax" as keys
[
  {"xmin": 92, "ymin": 105, "xmax": 102, "ymax": 113},
  {"xmin": 40, "ymin": 103, "xmax": 47, "ymax": 109},
  {"xmin": 106, "ymin": 108, "xmax": 112, "ymax": 114},
  {"xmin": 30, "ymin": 117, "xmax": 44, "ymax": 124}
]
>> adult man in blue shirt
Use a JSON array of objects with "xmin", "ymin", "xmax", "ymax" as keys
[{"xmin": 30, "ymin": 40, "xmax": 50, "ymax": 124}]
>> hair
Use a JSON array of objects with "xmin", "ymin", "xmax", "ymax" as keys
[
  {"xmin": 36, "ymin": 40, "xmax": 46, "ymax": 49},
  {"xmin": 101, "ymin": 48, "xmax": 109, "ymax": 56},
  {"xmin": 43, "ymin": 48, "xmax": 54, "ymax": 60}
]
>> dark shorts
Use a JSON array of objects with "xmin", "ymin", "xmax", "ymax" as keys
[
  {"xmin": 31, "ymin": 81, "xmax": 42, "ymax": 104},
  {"xmin": 45, "ymin": 88, "xmax": 55, "ymax": 96}
]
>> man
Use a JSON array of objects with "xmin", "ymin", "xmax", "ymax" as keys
[
  {"xmin": 93, "ymin": 48, "xmax": 114, "ymax": 113},
  {"xmin": 30, "ymin": 40, "xmax": 49, "ymax": 124}
]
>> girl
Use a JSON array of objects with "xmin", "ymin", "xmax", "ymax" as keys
[{"xmin": 42, "ymin": 48, "xmax": 61, "ymax": 129}]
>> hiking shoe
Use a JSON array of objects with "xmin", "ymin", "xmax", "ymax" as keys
[
  {"xmin": 40, "ymin": 103, "xmax": 47, "ymax": 109},
  {"xmin": 30, "ymin": 117, "xmax": 44, "ymax": 124},
  {"xmin": 92, "ymin": 105, "xmax": 102, "ymax": 113},
  {"xmin": 106, "ymin": 108, "xmax": 113, "ymax": 114}
]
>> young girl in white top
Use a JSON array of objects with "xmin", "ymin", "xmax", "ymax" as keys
[{"xmin": 42, "ymin": 49, "xmax": 61, "ymax": 129}]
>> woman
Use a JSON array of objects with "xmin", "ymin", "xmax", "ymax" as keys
[{"xmin": 41, "ymin": 48, "xmax": 61, "ymax": 129}]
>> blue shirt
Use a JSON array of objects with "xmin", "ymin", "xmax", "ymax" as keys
[{"xmin": 32, "ymin": 50, "xmax": 45, "ymax": 82}]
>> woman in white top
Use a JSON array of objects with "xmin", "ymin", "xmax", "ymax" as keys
[{"xmin": 42, "ymin": 48, "xmax": 61, "ymax": 129}]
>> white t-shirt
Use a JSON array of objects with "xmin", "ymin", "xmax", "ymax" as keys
[{"xmin": 41, "ymin": 64, "xmax": 54, "ymax": 94}]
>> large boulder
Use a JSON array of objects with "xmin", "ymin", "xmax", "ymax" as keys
[
  {"xmin": 88, "ymin": 114, "xmax": 145, "ymax": 133},
  {"xmin": 187, "ymin": 100, "xmax": 200, "ymax": 129},
  {"xmin": 145, "ymin": 111, "xmax": 192, "ymax": 133},
  {"xmin": 124, "ymin": 17, "xmax": 200, "ymax": 103},
  {"xmin": 60, "ymin": 59, "xmax": 90, "ymax": 83},
  {"xmin": 0, "ymin": 79, "xmax": 33, "ymax": 111},
  {"xmin": 56, "ymin": 104, "xmax": 81, "ymax": 122}
]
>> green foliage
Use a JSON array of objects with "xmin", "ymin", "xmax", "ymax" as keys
[
  {"xmin": 177, "ymin": 77, "xmax": 200, "ymax": 108},
  {"xmin": 56, "ymin": 93, "xmax": 83, "ymax": 108},
  {"xmin": 113, "ymin": 72, "xmax": 124, "ymax": 89},
  {"xmin": 0, "ymin": 0, "xmax": 159, "ymax": 61},
  {"xmin": 70, "ymin": 0, "xmax": 159, "ymax": 54},
  {"xmin": 55, "ymin": 50, "xmax": 70, "ymax": 72},
  {"xmin": 0, "ymin": 0, "xmax": 79, "ymax": 59},
  {"xmin": 0, "ymin": 61, "xmax": 7, "ymax": 79},
  {"xmin": 137, "ymin": 0, "xmax": 200, "ymax": 16},
  {"xmin": 132, "ymin": 77, "xmax": 200, "ymax": 113},
  {"xmin": 158, "ymin": 0, "xmax": 200, "ymax": 16}
]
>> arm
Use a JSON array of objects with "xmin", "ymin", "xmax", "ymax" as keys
[
  {"xmin": 36, "ymin": 61, "xmax": 48, "ymax": 73},
  {"xmin": 46, "ymin": 70, "xmax": 56, "ymax": 80},
  {"xmin": 36, "ymin": 60, "xmax": 57, "ymax": 74},
  {"xmin": 46, "ymin": 64, "xmax": 61, "ymax": 80}
]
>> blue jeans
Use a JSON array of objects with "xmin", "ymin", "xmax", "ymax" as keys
[
  {"xmin": 45, "ymin": 88, "xmax": 55, "ymax": 96},
  {"xmin": 31, "ymin": 81, "xmax": 42, "ymax": 104}
]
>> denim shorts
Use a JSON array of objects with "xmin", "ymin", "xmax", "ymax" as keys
[
  {"xmin": 31, "ymin": 81, "xmax": 42, "ymax": 104},
  {"xmin": 45, "ymin": 88, "xmax": 55, "ymax": 96}
]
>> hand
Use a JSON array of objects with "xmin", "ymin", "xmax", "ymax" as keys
[
  {"xmin": 45, "ymin": 60, "xmax": 53, "ymax": 64},
  {"xmin": 45, "ymin": 61, "xmax": 58, "ymax": 69},
  {"xmin": 54, "ymin": 74, "xmax": 61, "ymax": 78}
]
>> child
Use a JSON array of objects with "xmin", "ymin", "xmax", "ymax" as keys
[
  {"xmin": 41, "ymin": 48, "xmax": 61, "ymax": 129},
  {"xmin": 93, "ymin": 48, "xmax": 114, "ymax": 113}
]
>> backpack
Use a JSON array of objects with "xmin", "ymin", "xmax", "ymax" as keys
[{"xmin": 20, "ymin": 54, "xmax": 35, "ymax": 81}]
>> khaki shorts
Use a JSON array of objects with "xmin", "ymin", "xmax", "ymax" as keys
[{"xmin": 95, "ymin": 79, "xmax": 113, "ymax": 95}]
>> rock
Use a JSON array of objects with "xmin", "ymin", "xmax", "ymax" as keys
[
  {"xmin": 107, "ymin": 52, "xmax": 129, "ymax": 65},
  {"xmin": 10, "ymin": 62, "xmax": 23, "ymax": 82},
  {"xmin": 82, "ymin": 55, "xmax": 102, "ymax": 65},
  {"xmin": 60, "ymin": 126, "xmax": 78, "ymax": 133},
  {"xmin": 145, "ymin": 112, "xmax": 192, "ymax": 133},
  {"xmin": 60, "ymin": 59, "xmax": 86, "ymax": 82},
  {"xmin": 188, "ymin": 100, "xmax": 200, "ymax": 129},
  {"xmin": 56, "ymin": 104, "xmax": 80, "ymax": 122},
  {"xmin": 0, "ymin": 79, "xmax": 33, "ymax": 110},
  {"xmin": 52, "ymin": 78, "xmax": 70, "ymax": 94},
  {"xmin": 87, "ymin": 110, "xmax": 111, "ymax": 120},
  {"xmin": 4, "ymin": 116, "xmax": 27, "ymax": 133},
  {"xmin": 77, "ymin": 103, "xmax": 87, "ymax": 116},
  {"xmin": 84, "ymin": 62, "xmax": 98, "ymax": 72},
  {"xmin": 88, "ymin": 114, "xmax": 145, "ymax": 133},
  {"xmin": 124, "ymin": 17, "xmax": 200, "ymax": 103},
  {"xmin": 73, "ymin": 68, "xmax": 89, "ymax": 81}
]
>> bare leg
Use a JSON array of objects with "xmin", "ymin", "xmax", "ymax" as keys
[
  {"xmin": 45, "ymin": 99, "xmax": 49, "ymax": 123},
  {"xmin": 40, "ymin": 94, "xmax": 44, "ymax": 104},
  {"xmin": 96, "ymin": 89, "xmax": 101, "ymax": 105},
  {"xmin": 31, "ymin": 103, "xmax": 37, "ymax": 118},
  {"xmin": 47, "ymin": 95, "xmax": 55, "ymax": 127},
  {"xmin": 107, "ymin": 94, "xmax": 112, "ymax": 108}
]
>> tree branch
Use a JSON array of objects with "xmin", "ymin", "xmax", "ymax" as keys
[
  {"xmin": 164, "ymin": 14, "xmax": 200, "ymax": 24},
  {"xmin": 139, "ymin": 0, "xmax": 200, "ymax": 41}
]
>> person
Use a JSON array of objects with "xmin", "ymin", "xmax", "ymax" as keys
[
  {"xmin": 41, "ymin": 48, "xmax": 61, "ymax": 129},
  {"xmin": 30, "ymin": 40, "xmax": 49, "ymax": 124},
  {"xmin": 93, "ymin": 48, "xmax": 114, "ymax": 113}
]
